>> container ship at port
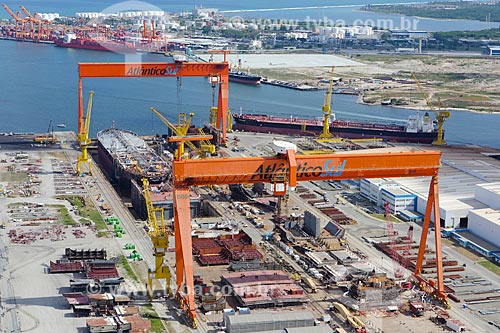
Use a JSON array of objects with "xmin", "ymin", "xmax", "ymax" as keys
[
  {"xmin": 55, "ymin": 33, "xmax": 136, "ymax": 53},
  {"xmin": 233, "ymin": 112, "xmax": 439, "ymax": 144},
  {"xmin": 97, "ymin": 128, "xmax": 170, "ymax": 191}
]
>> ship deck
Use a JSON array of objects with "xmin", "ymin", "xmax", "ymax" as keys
[{"xmin": 97, "ymin": 128, "xmax": 170, "ymax": 179}]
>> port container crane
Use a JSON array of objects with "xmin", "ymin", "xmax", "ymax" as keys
[
  {"xmin": 77, "ymin": 91, "xmax": 94, "ymax": 175},
  {"xmin": 320, "ymin": 66, "xmax": 335, "ymax": 139},
  {"xmin": 2, "ymin": 4, "xmax": 25, "ymax": 40},
  {"xmin": 412, "ymin": 73, "xmax": 451, "ymax": 146},
  {"xmin": 21, "ymin": 6, "xmax": 51, "ymax": 42},
  {"xmin": 170, "ymin": 145, "xmax": 448, "ymax": 326},
  {"xmin": 142, "ymin": 178, "xmax": 172, "ymax": 299}
]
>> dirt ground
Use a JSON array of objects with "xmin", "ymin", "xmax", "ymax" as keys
[{"xmin": 253, "ymin": 54, "xmax": 500, "ymax": 113}]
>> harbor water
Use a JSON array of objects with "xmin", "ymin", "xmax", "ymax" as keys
[
  {"xmin": 0, "ymin": 41, "xmax": 498, "ymax": 148},
  {"xmin": 0, "ymin": 0, "xmax": 499, "ymax": 31}
]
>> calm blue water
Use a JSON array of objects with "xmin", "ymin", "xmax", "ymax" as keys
[
  {"xmin": 0, "ymin": 41, "xmax": 498, "ymax": 147},
  {"xmin": 1, "ymin": 0, "xmax": 499, "ymax": 31}
]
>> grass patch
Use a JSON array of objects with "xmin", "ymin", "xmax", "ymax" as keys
[
  {"xmin": 371, "ymin": 213, "xmax": 401, "ymax": 223},
  {"xmin": 97, "ymin": 231, "xmax": 111, "ymax": 238},
  {"xmin": 254, "ymin": 68, "xmax": 314, "ymax": 81},
  {"xmin": 0, "ymin": 172, "xmax": 29, "ymax": 183},
  {"xmin": 478, "ymin": 260, "xmax": 500, "ymax": 276},
  {"xmin": 52, "ymin": 204, "xmax": 76, "ymax": 225},
  {"xmin": 79, "ymin": 218, "xmax": 91, "ymax": 225},
  {"xmin": 354, "ymin": 54, "xmax": 420, "ymax": 63},
  {"xmin": 58, "ymin": 196, "xmax": 107, "ymax": 230},
  {"xmin": 119, "ymin": 255, "xmax": 139, "ymax": 282},
  {"xmin": 141, "ymin": 304, "xmax": 165, "ymax": 333}
]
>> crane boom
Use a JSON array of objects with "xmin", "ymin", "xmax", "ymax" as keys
[
  {"xmin": 150, "ymin": 107, "xmax": 198, "ymax": 154},
  {"xmin": 412, "ymin": 73, "xmax": 437, "ymax": 115},
  {"xmin": 412, "ymin": 73, "xmax": 451, "ymax": 146},
  {"xmin": 2, "ymin": 4, "xmax": 20, "ymax": 20},
  {"xmin": 19, "ymin": 5, "xmax": 35, "ymax": 20}
]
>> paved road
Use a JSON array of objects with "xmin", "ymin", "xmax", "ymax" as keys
[{"xmin": 0, "ymin": 236, "xmax": 20, "ymax": 333}]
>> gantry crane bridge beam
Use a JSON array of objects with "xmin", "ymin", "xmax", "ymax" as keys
[
  {"xmin": 77, "ymin": 61, "xmax": 229, "ymax": 144},
  {"xmin": 172, "ymin": 147, "xmax": 447, "ymax": 327}
]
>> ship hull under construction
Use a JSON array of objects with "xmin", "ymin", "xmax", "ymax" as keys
[
  {"xmin": 233, "ymin": 114, "xmax": 439, "ymax": 144},
  {"xmin": 97, "ymin": 128, "xmax": 169, "ymax": 193}
]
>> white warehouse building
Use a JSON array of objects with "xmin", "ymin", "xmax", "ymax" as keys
[
  {"xmin": 380, "ymin": 187, "xmax": 416, "ymax": 215},
  {"xmin": 467, "ymin": 182, "xmax": 500, "ymax": 248},
  {"xmin": 468, "ymin": 208, "xmax": 500, "ymax": 248},
  {"xmin": 390, "ymin": 148, "xmax": 500, "ymax": 229},
  {"xmin": 360, "ymin": 178, "xmax": 399, "ymax": 206}
]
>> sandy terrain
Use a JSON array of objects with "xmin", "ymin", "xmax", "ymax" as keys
[
  {"xmin": 201, "ymin": 53, "xmax": 366, "ymax": 68},
  {"xmin": 221, "ymin": 52, "xmax": 500, "ymax": 113}
]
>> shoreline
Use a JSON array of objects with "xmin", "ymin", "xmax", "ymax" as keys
[
  {"xmin": 356, "ymin": 94, "xmax": 500, "ymax": 115},
  {"xmin": 357, "ymin": 7, "xmax": 500, "ymax": 25}
]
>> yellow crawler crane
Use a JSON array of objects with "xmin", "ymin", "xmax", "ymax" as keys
[
  {"xmin": 319, "ymin": 66, "xmax": 335, "ymax": 139},
  {"xmin": 142, "ymin": 177, "xmax": 172, "ymax": 299},
  {"xmin": 77, "ymin": 91, "xmax": 94, "ymax": 175},
  {"xmin": 412, "ymin": 73, "xmax": 451, "ymax": 146}
]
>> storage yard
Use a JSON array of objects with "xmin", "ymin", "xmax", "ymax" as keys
[{"xmin": 1, "ymin": 129, "xmax": 500, "ymax": 333}]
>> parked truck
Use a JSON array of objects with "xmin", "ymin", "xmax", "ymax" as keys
[{"xmin": 409, "ymin": 301, "xmax": 424, "ymax": 317}]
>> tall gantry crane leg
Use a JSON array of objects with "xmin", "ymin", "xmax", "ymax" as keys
[
  {"xmin": 173, "ymin": 186, "xmax": 197, "ymax": 328},
  {"xmin": 415, "ymin": 175, "xmax": 448, "ymax": 306}
]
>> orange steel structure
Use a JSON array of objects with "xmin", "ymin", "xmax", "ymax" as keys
[
  {"xmin": 2, "ymin": 4, "xmax": 52, "ymax": 41},
  {"xmin": 2, "ymin": 4, "xmax": 25, "ymax": 40},
  {"xmin": 77, "ymin": 60, "xmax": 229, "ymax": 143},
  {"xmin": 171, "ymin": 148, "xmax": 448, "ymax": 326},
  {"xmin": 19, "ymin": 5, "xmax": 51, "ymax": 41}
]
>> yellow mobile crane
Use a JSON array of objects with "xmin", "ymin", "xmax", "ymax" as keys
[
  {"xmin": 77, "ymin": 91, "xmax": 94, "ymax": 175},
  {"xmin": 412, "ymin": 73, "xmax": 451, "ymax": 146},
  {"xmin": 142, "ymin": 177, "xmax": 172, "ymax": 299},
  {"xmin": 150, "ymin": 107, "xmax": 197, "ymax": 157},
  {"xmin": 319, "ymin": 66, "xmax": 335, "ymax": 139}
]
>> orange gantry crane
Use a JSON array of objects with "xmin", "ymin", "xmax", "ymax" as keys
[
  {"xmin": 77, "ymin": 58, "xmax": 230, "ymax": 144},
  {"xmin": 171, "ymin": 145, "xmax": 447, "ymax": 326},
  {"xmin": 2, "ymin": 4, "xmax": 26, "ymax": 40}
]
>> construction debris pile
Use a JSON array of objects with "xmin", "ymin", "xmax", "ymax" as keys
[
  {"xmin": 221, "ymin": 270, "xmax": 309, "ymax": 308},
  {"xmin": 0, "ymin": 152, "xmax": 42, "ymax": 197},
  {"xmin": 49, "ymin": 248, "xmax": 124, "ymax": 291},
  {"xmin": 192, "ymin": 232, "xmax": 263, "ymax": 266},
  {"xmin": 7, "ymin": 225, "xmax": 83, "ymax": 244},
  {"xmin": 52, "ymin": 158, "xmax": 86, "ymax": 195},
  {"xmin": 61, "ymin": 292, "xmax": 151, "ymax": 332},
  {"xmin": 296, "ymin": 185, "xmax": 353, "ymax": 224}
]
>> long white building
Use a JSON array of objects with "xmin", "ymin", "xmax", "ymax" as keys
[{"xmin": 390, "ymin": 147, "xmax": 500, "ymax": 229}]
